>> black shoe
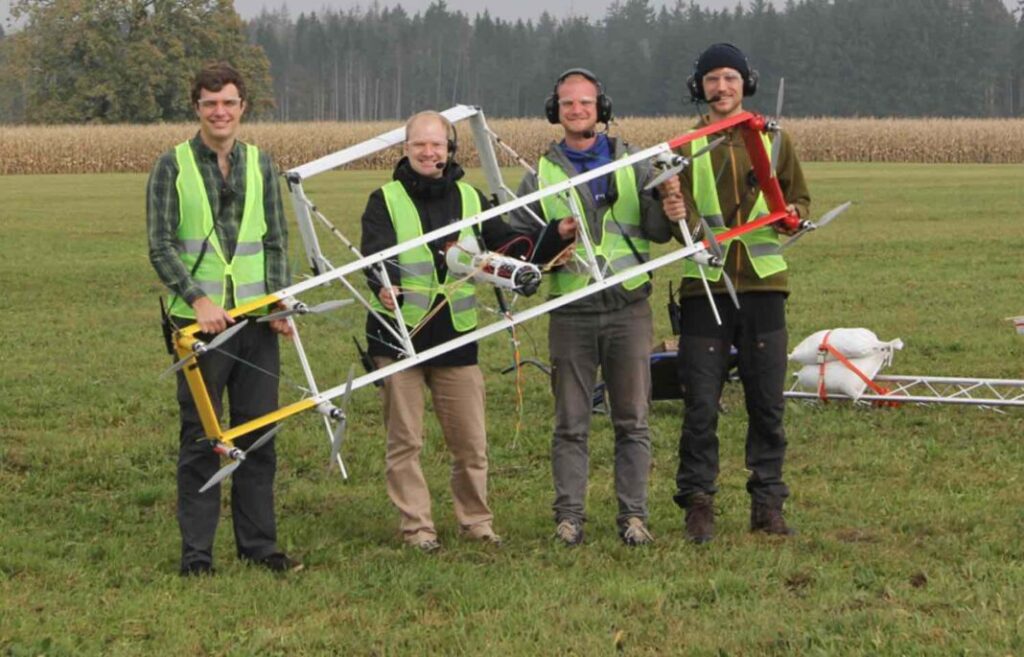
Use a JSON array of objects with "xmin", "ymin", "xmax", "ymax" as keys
[
  {"xmin": 251, "ymin": 552, "xmax": 304, "ymax": 573},
  {"xmin": 180, "ymin": 561, "xmax": 215, "ymax": 577},
  {"xmin": 684, "ymin": 493, "xmax": 715, "ymax": 544},
  {"xmin": 750, "ymin": 500, "xmax": 796, "ymax": 536}
]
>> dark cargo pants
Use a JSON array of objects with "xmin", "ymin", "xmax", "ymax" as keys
[
  {"xmin": 549, "ymin": 299, "xmax": 653, "ymax": 528},
  {"xmin": 174, "ymin": 319, "xmax": 281, "ymax": 569},
  {"xmin": 673, "ymin": 293, "xmax": 790, "ymax": 508}
]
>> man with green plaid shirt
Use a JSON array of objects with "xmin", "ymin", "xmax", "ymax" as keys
[{"xmin": 146, "ymin": 62, "xmax": 300, "ymax": 576}]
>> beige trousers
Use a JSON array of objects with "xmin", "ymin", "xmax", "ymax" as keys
[{"xmin": 376, "ymin": 358, "xmax": 492, "ymax": 543}]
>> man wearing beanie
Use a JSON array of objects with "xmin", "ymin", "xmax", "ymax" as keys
[{"xmin": 667, "ymin": 43, "xmax": 811, "ymax": 544}]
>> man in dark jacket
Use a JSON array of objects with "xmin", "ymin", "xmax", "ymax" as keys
[
  {"xmin": 670, "ymin": 43, "xmax": 811, "ymax": 544},
  {"xmin": 361, "ymin": 111, "xmax": 569, "ymax": 552},
  {"xmin": 509, "ymin": 69, "xmax": 680, "ymax": 547}
]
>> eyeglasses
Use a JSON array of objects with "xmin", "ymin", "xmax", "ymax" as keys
[
  {"xmin": 703, "ymin": 73, "xmax": 743, "ymax": 85},
  {"xmin": 197, "ymin": 98, "xmax": 242, "ymax": 110},
  {"xmin": 558, "ymin": 97, "xmax": 596, "ymax": 109}
]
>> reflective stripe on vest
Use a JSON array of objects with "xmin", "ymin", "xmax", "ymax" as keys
[
  {"xmin": 537, "ymin": 154, "xmax": 648, "ymax": 295},
  {"xmin": 684, "ymin": 132, "xmax": 787, "ymax": 282},
  {"xmin": 369, "ymin": 181, "xmax": 481, "ymax": 332},
  {"xmin": 169, "ymin": 141, "xmax": 268, "ymax": 318}
]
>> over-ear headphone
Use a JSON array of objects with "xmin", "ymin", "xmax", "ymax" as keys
[
  {"xmin": 544, "ymin": 68, "xmax": 613, "ymax": 125},
  {"xmin": 686, "ymin": 43, "xmax": 758, "ymax": 102},
  {"xmin": 445, "ymin": 119, "xmax": 458, "ymax": 162}
]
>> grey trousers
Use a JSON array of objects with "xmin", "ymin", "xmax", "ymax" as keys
[
  {"xmin": 175, "ymin": 319, "xmax": 280, "ymax": 569},
  {"xmin": 673, "ymin": 293, "xmax": 790, "ymax": 508},
  {"xmin": 549, "ymin": 299, "xmax": 653, "ymax": 528}
]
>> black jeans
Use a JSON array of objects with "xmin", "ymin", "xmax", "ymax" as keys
[
  {"xmin": 673, "ymin": 293, "xmax": 790, "ymax": 508},
  {"xmin": 173, "ymin": 318, "xmax": 281, "ymax": 568}
]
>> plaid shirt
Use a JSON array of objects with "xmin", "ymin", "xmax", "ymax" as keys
[{"xmin": 146, "ymin": 133, "xmax": 289, "ymax": 308}]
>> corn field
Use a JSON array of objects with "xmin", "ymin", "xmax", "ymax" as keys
[{"xmin": 1, "ymin": 117, "xmax": 1022, "ymax": 175}]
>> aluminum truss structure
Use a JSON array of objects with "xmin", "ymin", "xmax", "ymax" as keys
[{"xmin": 786, "ymin": 374, "xmax": 1024, "ymax": 409}]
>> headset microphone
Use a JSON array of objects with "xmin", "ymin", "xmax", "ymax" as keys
[
  {"xmin": 705, "ymin": 95, "xmax": 722, "ymax": 104},
  {"xmin": 434, "ymin": 161, "xmax": 445, "ymax": 170},
  {"xmin": 581, "ymin": 129, "xmax": 596, "ymax": 139}
]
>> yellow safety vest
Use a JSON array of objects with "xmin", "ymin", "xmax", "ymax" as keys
[
  {"xmin": 684, "ymin": 133, "xmax": 786, "ymax": 282},
  {"xmin": 168, "ymin": 141, "xmax": 268, "ymax": 318},
  {"xmin": 538, "ymin": 154, "xmax": 648, "ymax": 295},
  {"xmin": 369, "ymin": 181, "xmax": 481, "ymax": 332}
]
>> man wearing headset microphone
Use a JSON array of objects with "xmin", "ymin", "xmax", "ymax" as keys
[
  {"xmin": 509, "ymin": 69, "xmax": 684, "ymax": 547},
  {"xmin": 668, "ymin": 43, "xmax": 810, "ymax": 544},
  {"xmin": 361, "ymin": 110, "xmax": 567, "ymax": 552}
]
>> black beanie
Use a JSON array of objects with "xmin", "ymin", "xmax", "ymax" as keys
[{"xmin": 694, "ymin": 43, "xmax": 750, "ymax": 80}]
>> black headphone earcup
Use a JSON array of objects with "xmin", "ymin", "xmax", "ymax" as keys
[
  {"xmin": 686, "ymin": 75, "xmax": 703, "ymax": 102},
  {"xmin": 597, "ymin": 93, "xmax": 613, "ymax": 124},
  {"xmin": 544, "ymin": 94, "xmax": 560, "ymax": 124},
  {"xmin": 745, "ymin": 68, "xmax": 758, "ymax": 97}
]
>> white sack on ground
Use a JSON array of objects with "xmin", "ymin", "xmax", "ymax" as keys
[
  {"xmin": 789, "ymin": 328, "xmax": 904, "ymax": 366},
  {"xmin": 795, "ymin": 352, "xmax": 888, "ymax": 401}
]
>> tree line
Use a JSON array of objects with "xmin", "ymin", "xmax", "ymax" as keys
[{"xmin": 1, "ymin": 0, "xmax": 1023, "ymax": 124}]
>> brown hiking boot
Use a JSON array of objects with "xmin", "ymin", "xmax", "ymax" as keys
[
  {"xmin": 684, "ymin": 493, "xmax": 715, "ymax": 544},
  {"xmin": 750, "ymin": 500, "xmax": 795, "ymax": 536}
]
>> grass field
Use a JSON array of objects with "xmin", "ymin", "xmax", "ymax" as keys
[{"xmin": 1, "ymin": 162, "xmax": 1023, "ymax": 656}]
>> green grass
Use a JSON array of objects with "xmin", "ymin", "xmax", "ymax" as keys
[{"xmin": 1, "ymin": 163, "xmax": 1023, "ymax": 656}]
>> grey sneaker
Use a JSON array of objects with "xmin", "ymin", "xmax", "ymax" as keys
[
  {"xmin": 620, "ymin": 517, "xmax": 654, "ymax": 546},
  {"xmin": 555, "ymin": 519, "xmax": 584, "ymax": 546}
]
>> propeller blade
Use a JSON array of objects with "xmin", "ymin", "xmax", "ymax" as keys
[
  {"xmin": 309, "ymin": 299, "xmax": 354, "ymax": 314},
  {"xmin": 259, "ymin": 299, "xmax": 353, "ymax": 322},
  {"xmin": 692, "ymin": 135, "xmax": 726, "ymax": 160},
  {"xmin": 775, "ymin": 77, "xmax": 785, "ymax": 120},
  {"xmin": 770, "ymin": 134, "xmax": 783, "ymax": 178},
  {"xmin": 329, "ymin": 417, "xmax": 347, "ymax": 465},
  {"xmin": 205, "ymin": 319, "xmax": 249, "ymax": 351},
  {"xmin": 778, "ymin": 201, "xmax": 852, "ymax": 252},
  {"xmin": 199, "ymin": 460, "xmax": 241, "ymax": 493},
  {"xmin": 770, "ymin": 78, "xmax": 785, "ymax": 177},
  {"xmin": 340, "ymin": 365, "xmax": 355, "ymax": 414},
  {"xmin": 246, "ymin": 423, "xmax": 282, "ymax": 455},
  {"xmin": 644, "ymin": 164, "xmax": 683, "ymax": 191},
  {"xmin": 815, "ymin": 200, "xmax": 852, "ymax": 229},
  {"xmin": 330, "ymin": 366, "xmax": 356, "ymax": 467},
  {"xmin": 258, "ymin": 306, "xmax": 296, "ymax": 322},
  {"xmin": 696, "ymin": 264, "xmax": 722, "ymax": 326},
  {"xmin": 720, "ymin": 270, "xmax": 741, "ymax": 309},
  {"xmin": 160, "ymin": 321, "xmax": 246, "ymax": 378},
  {"xmin": 699, "ymin": 217, "xmax": 725, "ymax": 261},
  {"xmin": 160, "ymin": 353, "xmax": 195, "ymax": 379}
]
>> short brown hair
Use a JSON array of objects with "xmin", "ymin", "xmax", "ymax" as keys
[{"xmin": 190, "ymin": 62, "xmax": 247, "ymax": 106}]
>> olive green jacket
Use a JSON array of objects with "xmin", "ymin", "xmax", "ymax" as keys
[{"xmin": 674, "ymin": 116, "xmax": 810, "ymax": 298}]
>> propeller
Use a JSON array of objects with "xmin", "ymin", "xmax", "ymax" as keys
[
  {"xmin": 698, "ymin": 217, "xmax": 741, "ymax": 310},
  {"xmin": 644, "ymin": 136, "xmax": 727, "ymax": 191},
  {"xmin": 198, "ymin": 423, "xmax": 282, "ymax": 493},
  {"xmin": 770, "ymin": 78, "xmax": 785, "ymax": 177},
  {"xmin": 329, "ymin": 365, "xmax": 356, "ymax": 468},
  {"xmin": 778, "ymin": 201, "xmax": 852, "ymax": 252},
  {"xmin": 258, "ymin": 299, "xmax": 353, "ymax": 323},
  {"xmin": 160, "ymin": 319, "xmax": 249, "ymax": 378}
]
